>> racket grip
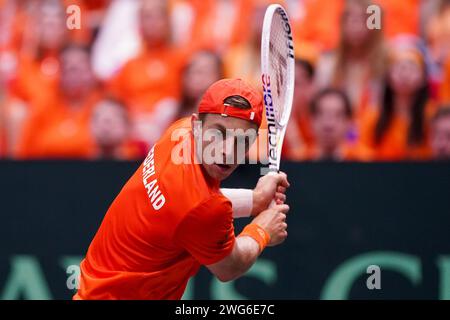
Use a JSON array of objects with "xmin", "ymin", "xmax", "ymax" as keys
[
  {"xmin": 269, "ymin": 199, "xmax": 276, "ymax": 208},
  {"xmin": 266, "ymin": 171, "xmax": 279, "ymax": 209}
]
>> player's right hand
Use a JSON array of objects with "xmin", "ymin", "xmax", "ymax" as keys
[
  {"xmin": 252, "ymin": 204, "xmax": 289, "ymax": 247},
  {"xmin": 252, "ymin": 172, "xmax": 290, "ymax": 216}
]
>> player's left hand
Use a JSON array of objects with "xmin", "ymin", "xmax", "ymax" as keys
[{"xmin": 252, "ymin": 172, "xmax": 290, "ymax": 216}]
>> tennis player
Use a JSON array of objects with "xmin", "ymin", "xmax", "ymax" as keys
[{"xmin": 74, "ymin": 78, "xmax": 290, "ymax": 300}]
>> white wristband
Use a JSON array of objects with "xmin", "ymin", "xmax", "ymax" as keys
[{"xmin": 220, "ymin": 188, "xmax": 253, "ymax": 218}]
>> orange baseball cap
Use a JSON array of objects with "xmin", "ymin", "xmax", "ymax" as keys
[{"xmin": 198, "ymin": 78, "xmax": 263, "ymax": 127}]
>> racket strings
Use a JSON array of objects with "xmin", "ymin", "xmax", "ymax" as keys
[{"xmin": 267, "ymin": 10, "xmax": 290, "ymax": 126}]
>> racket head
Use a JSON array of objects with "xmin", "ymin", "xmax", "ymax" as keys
[{"xmin": 261, "ymin": 4, "xmax": 295, "ymax": 171}]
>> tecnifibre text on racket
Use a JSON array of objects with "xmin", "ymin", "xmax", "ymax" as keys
[{"xmin": 261, "ymin": 4, "xmax": 295, "ymax": 174}]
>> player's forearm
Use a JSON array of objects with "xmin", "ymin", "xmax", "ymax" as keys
[
  {"xmin": 214, "ymin": 236, "xmax": 261, "ymax": 282},
  {"xmin": 234, "ymin": 235, "xmax": 262, "ymax": 271},
  {"xmin": 208, "ymin": 224, "xmax": 270, "ymax": 282}
]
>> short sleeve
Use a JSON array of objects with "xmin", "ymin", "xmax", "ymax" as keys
[{"xmin": 173, "ymin": 195, "xmax": 236, "ymax": 265}]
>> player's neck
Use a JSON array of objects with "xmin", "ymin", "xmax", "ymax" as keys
[{"xmin": 192, "ymin": 134, "xmax": 221, "ymax": 189}]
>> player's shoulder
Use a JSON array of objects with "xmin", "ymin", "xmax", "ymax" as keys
[
  {"xmin": 168, "ymin": 117, "xmax": 192, "ymax": 133},
  {"xmin": 160, "ymin": 170, "xmax": 228, "ymax": 217},
  {"xmin": 182, "ymin": 192, "xmax": 233, "ymax": 225},
  {"xmin": 196, "ymin": 192, "xmax": 232, "ymax": 211}
]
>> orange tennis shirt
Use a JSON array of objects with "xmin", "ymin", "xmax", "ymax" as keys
[{"xmin": 74, "ymin": 118, "xmax": 235, "ymax": 300}]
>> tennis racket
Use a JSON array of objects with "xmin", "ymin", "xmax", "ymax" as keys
[{"xmin": 261, "ymin": 4, "xmax": 295, "ymax": 174}]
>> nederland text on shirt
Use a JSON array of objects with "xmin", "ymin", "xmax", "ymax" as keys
[{"xmin": 142, "ymin": 146, "xmax": 166, "ymax": 210}]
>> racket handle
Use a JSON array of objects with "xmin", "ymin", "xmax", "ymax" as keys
[
  {"xmin": 266, "ymin": 171, "xmax": 279, "ymax": 209},
  {"xmin": 269, "ymin": 199, "xmax": 276, "ymax": 208}
]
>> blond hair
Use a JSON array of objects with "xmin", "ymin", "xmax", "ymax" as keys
[{"xmin": 332, "ymin": 0, "xmax": 387, "ymax": 87}]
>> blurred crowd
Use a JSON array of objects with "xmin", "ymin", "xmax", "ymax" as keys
[{"xmin": 0, "ymin": 0, "xmax": 449, "ymax": 161}]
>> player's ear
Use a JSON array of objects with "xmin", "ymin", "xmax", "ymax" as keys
[{"xmin": 191, "ymin": 113, "xmax": 199, "ymax": 123}]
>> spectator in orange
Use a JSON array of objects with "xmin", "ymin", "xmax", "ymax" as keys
[
  {"xmin": 90, "ymin": 97, "xmax": 141, "ymax": 160},
  {"xmin": 0, "ymin": 95, "xmax": 29, "ymax": 157},
  {"xmin": 223, "ymin": 0, "xmax": 274, "ymax": 87},
  {"xmin": 12, "ymin": 1, "xmax": 68, "ymax": 102},
  {"xmin": 67, "ymin": 0, "xmax": 110, "ymax": 38},
  {"xmin": 174, "ymin": 50, "xmax": 223, "ymax": 120},
  {"xmin": 315, "ymin": 0, "xmax": 387, "ymax": 127},
  {"xmin": 360, "ymin": 45, "xmax": 433, "ymax": 161},
  {"xmin": 376, "ymin": 0, "xmax": 421, "ymax": 38},
  {"xmin": 108, "ymin": 0, "xmax": 182, "ymax": 150},
  {"xmin": 17, "ymin": 44, "xmax": 101, "ymax": 159},
  {"xmin": 304, "ymin": 88, "xmax": 372, "ymax": 161},
  {"xmin": 61, "ymin": 0, "xmax": 96, "ymax": 45},
  {"xmin": 0, "ymin": 30, "xmax": 7, "ymax": 158},
  {"xmin": 430, "ymin": 106, "xmax": 450, "ymax": 160},
  {"xmin": 297, "ymin": 0, "xmax": 420, "ymax": 52},
  {"xmin": 190, "ymin": 0, "xmax": 255, "ymax": 54},
  {"xmin": 169, "ymin": 0, "xmax": 214, "ymax": 50},
  {"xmin": 440, "ymin": 57, "xmax": 450, "ymax": 103},
  {"xmin": 0, "ymin": 0, "xmax": 25, "ymax": 71},
  {"xmin": 0, "ymin": 1, "xmax": 35, "ymax": 157},
  {"xmin": 295, "ymin": 0, "xmax": 344, "ymax": 51},
  {"xmin": 425, "ymin": 0, "xmax": 450, "ymax": 69},
  {"xmin": 169, "ymin": 0, "xmax": 253, "ymax": 52},
  {"xmin": 11, "ymin": 0, "xmax": 68, "ymax": 103},
  {"xmin": 283, "ymin": 59, "xmax": 316, "ymax": 161}
]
